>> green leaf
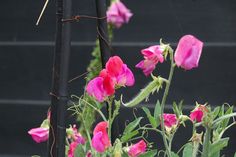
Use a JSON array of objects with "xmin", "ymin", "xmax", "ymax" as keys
[
  {"xmin": 171, "ymin": 152, "xmax": 179, "ymax": 157},
  {"xmin": 123, "ymin": 117, "xmax": 143, "ymax": 135},
  {"xmin": 142, "ymin": 107, "xmax": 157, "ymax": 128},
  {"xmin": 74, "ymin": 144, "xmax": 85, "ymax": 157},
  {"xmin": 182, "ymin": 143, "xmax": 193, "ymax": 157},
  {"xmin": 122, "ymin": 152, "xmax": 129, "ymax": 157},
  {"xmin": 209, "ymin": 138, "xmax": 229, "ymax": 157},
  {"xmin": 139, "ymin": 150, "xmax": 157, "ymax": 157},
  {"xmin": 212, "ymin": 106, "xmax": 220, "ymax": 119},
  {"xmin": 221, "ymin": 106, "xmax": 233, "ymax": 129},
  {"xmin": 173, "ymin": 102, "xmax": 180, "ymax": 118},
  {"xmin": 121, "ymin": 130, "xmax": 139, "ymax": 143},
  {"xmin": 31, "ymin": 155, "xmax": 41, "ymax": 157},
  {"xmin": 154, "ymin": 100, "xmax": 161, "ymax": 120},
  {"xmin": 234, "ymin": 152, "xmax": 236, "ymax": 157}
]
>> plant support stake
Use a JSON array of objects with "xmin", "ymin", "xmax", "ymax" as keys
[{"xmin": 48, "ymin": 0, "xmax": 72, "ymax": 156}]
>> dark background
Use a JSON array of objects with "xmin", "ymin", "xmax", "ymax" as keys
[{"xmin": 0, "ymin": 0, "xmax": 236, "ymax": 156}]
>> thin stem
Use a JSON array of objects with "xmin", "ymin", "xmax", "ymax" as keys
[
  {"xmin": 139, "ymin": 127, "xmax": 162, "ymax": 135},
  {"xmin": 71, "ymin": 95, "xmax": 107, "ymax": 122},
  {"xmin": 160, "ymin": 48, "xmax": 175, "ymax": 157},
  {"xmin": 108, "ymin": 100, "xmax": 113, "ymax": 140},
  {"xmin": 201, "ymin": 127, "xmax": 211, "ymax": 157}
]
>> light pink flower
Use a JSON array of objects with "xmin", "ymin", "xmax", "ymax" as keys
[
  {"xmin": 28, "ymin": 127, "xmax": 49, "ymax": 143},
  {"xmin": 68, "ymin": 141, "xmax": 78, "ymax": 157},
  {"xmin": 136, "ymin": 45, "xmax": 165, "ymax": 76},
  {"xmin": 92, "ymin": 121, "xmax": 110, "ymax": 153},
  {"xmin": 128, "ymin": 140, "xmax": 147, "ymax": 157},
  {"xmin": 163, "ymin": 113, "xmax": 177, "ymax": 128},
  {"xmin": 116, "ymin": 64, "xmax": 135, "ymax": 86},
  {"xmin": 190, "ymin": 105, "xmax": 207, "ymax": 122},
  {"xmin": 107, "ymin": 0, "xmax": 133, "ymax": 28},
  {"xmin": 174, "ymin": 35, "xmax": 203, "ymax": 70}
]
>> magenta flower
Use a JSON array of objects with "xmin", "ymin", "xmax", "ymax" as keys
[
  {"xmin": 86, "ymin": 151, "xmax": 92, "ymax": 157},
  {"xmin": 105, "ymin": 56, "xmax": 135, "ymax": 86},
  {"xmin": 92, "ymin": 121, "xmax": 110, "ymax": 153},
  {"xmin": 68, "ymin": 141, "xmax": 79, "ymax": 157},
  {"xmin": 190, "ymin": 105, "xmax": 207, "ymax": 122},
  {"xmin": 163, "ymin": 113, "xmax": 177, "ymax": 128},
  {"xmin": 86, "ymin": 75, "xmax": 115, "ymax": 102},
  {"xmin": 174, "ymin": 35, "xmax": 203, "ymax": 70},
  {"xmin": 28, "ymin": 127, "xmax": 49, "ymax": 143},
  {"xmin": 107, "ymin": 0, "xmax": 133, "ymax": 28},
  {"xmin": 128, "ymin": 140, "xmax": 147, "ymax": 157},
  {"xmin": 136, "ymin": 45, "xmax": 165, "ymax": 76}
]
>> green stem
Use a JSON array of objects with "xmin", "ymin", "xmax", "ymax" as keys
[
  {"xmin": 80, "ymin": 114, "xmax": 95, "ymax": 155},
  {"xmin": 160, "ymin": 49, "xmax": 175, "ymax": 157},
  {"xmin": 201, "ymin": 127, "xmax": 211, "ymax": 157},
  {"xmin": 108, "ymin": 100, "xmax": 112, "ymax": 140},
  {"xmin": 192, "ymin": 141, "xmax": 200, "ymax": 157},
  {"xmin": 139, "ymin": 127, "xmax": 162, "ymax": 134}
]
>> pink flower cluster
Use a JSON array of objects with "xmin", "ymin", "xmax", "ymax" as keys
[
  {"xmin": 107, "ymin": 0, "xmax": 133, "ymax": 28},
  {"xmin": 86, "ymin": 56, "xmax": 134, "ymax": 102},
  {"xmin": 136, "ymin": 35, "xmax": 203, "ymax": 76}
]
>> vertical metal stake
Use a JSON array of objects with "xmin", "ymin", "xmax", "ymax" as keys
[{"xmin": 48, "ymin": 0, "xmax": 72, "ymax": 156}]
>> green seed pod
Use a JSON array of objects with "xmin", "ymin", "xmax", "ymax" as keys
[{"xmin": 121, "ymin": 77, "xmax": 166, "ymax": 107}]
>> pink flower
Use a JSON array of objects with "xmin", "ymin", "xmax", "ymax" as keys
[
  {"xmin": 86, "ymin": 75, "xmax": 115, "ymax": 102},
  {"xmin": 136, "ymin": 45, "xmax": 165, "ymax": 76},
  {"xmin": 107, "ymin": 0, "xmax": 133, "ymax": 28},
  {"xmin": 86, "ymin": 151, "xmax": 92, "ymax": 157},
  {"xmin": 28, "ymin": 127, "xmax": 49, "ymax": 143},
  {"xmin": 105, "ymin": 56, "xmax": 135, "ymax": 86},
  {"xmin": 190, "ymin": 105, "xmax": 207, "ymax": 122},
  {"xmin": 68, "ymin": 141, "xmax": 78, "ymax": 157},
  {"xmin": 128, "ymin": 140, "xmax": 147, "ymax": 157},
  {"xmin": 174, "ymin": 35, "xmax": 203, "ymax": 70},
  {"xmin": 116, "ymin": 64, "xmax": 135, "ymax": 86},
  {"xmin": 163, "ymin": 113, "xmax": 177, "ymax": 128},
  {"xmin": 69, "ymin": 125, "xmax": 85, "ymax": 144},
  {"xmin": 92, "ymin": 121, "xmax": 110, "ymax": 153}
]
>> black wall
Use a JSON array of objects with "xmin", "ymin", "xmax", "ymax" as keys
[{"xmin": 0, "ymin": 0, "xmax": 236, "ymax": 156}]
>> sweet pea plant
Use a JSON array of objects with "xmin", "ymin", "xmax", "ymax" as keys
[{"xmin": 28, "ymin": 0, "xmax": 236, "ymax": 157}]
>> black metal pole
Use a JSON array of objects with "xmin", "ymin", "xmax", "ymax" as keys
[
  {"xmin": 95, "ymin": 0, "xmax": 110, "ymax": 67},
  {"xmin": 95, "ymin": 0, "xmax": 119, "ymax": 143},
  {"xmin": 48, "ymin": 0, "xmax": 71, "ymax": 156}
]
